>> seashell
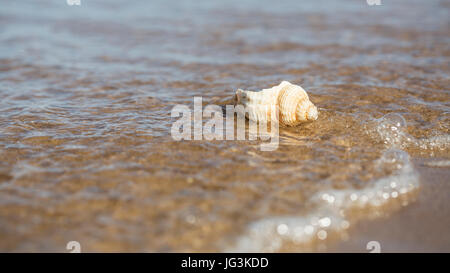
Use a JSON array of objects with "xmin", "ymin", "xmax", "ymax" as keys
[{"xmin": 235, "ymin": 81, "xmax": 318, "ymax": 126}]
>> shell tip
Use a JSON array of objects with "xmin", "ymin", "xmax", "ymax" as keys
[{"xmin": 235, "ymin": 89, "xmax": 244, "ymax": 103}]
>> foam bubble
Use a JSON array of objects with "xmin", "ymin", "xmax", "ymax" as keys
[
  {"xmin": 369, "ymin": 113, "xmax": 449, "ymax": 152},
  {"xmin": 415, "ymin": 135, "xmax": 450, "ymax": 151},
  {"xmin": 375, "ymin": 113, "xmax": 411, "ymax": 148},
  {"xmin": 227, "ymin": 149, "xmax": 420, "ymax": 252}
]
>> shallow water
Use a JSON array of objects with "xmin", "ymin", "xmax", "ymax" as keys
[{"xmin": 0, "ymin": 0, "xmax": 449, "ymax": 252}]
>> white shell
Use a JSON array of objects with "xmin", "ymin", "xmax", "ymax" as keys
[{"xmin": 235, "ymin": 81, "xmax": 318, "ymax": 126}]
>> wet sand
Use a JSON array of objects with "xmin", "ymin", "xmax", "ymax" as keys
[
  {"xmin": 331, "ymin": 161, "xmax": 450, "ymax": 252},
  {"xmin": 0, "ymin": 0, "xmax": 449, "ymax": 252}
]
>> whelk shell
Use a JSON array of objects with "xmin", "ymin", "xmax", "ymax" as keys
[{"xmin": 235, "ymin": 81, "xmax": 319, "ymax": 126}]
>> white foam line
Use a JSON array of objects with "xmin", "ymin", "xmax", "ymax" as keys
[
  {"xmin": 424, "ymin": 160, "xmax": 450, "ymax": 167},
  {"xmin": 227, "ymin": 149, "xmax": 420, "ymax": 252}
]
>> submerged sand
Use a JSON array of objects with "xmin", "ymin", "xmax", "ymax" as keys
[{"xmin": 0, "ymin": 0, "xmax": 449, "ymax": 252}]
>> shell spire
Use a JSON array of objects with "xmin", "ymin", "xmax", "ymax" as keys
[{"xmin": 235, "ymin": 81, "xmax": 318, "ymax": 126}]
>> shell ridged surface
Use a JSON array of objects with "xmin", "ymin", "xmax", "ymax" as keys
[{"xmin": 235, "ymin": 81, "xmax": 318, "ymax": 126}]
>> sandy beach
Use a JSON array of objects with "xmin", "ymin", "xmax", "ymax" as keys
[{"xmin": 0, "ymin": 0, "xmax": 448, "ymax": 252}]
